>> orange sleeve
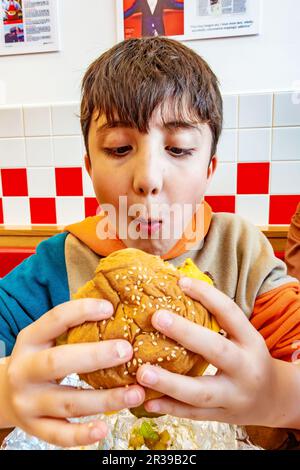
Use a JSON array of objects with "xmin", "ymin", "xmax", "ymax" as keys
[{"xmin": 250, "ymin": 282, "xmax": 300, "ymax": 362}]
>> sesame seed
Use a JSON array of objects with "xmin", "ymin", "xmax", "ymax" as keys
[
  {"xmin": 178, "ymin": 296, "xmax": 182, "ymax": 300},
  {"xmin": 124, "ymin": 371, "xmax": 129, "ymax": 376},
  {"xmin": 122, "ymin": 275, "xmax": 127, "ymax": 280},
  {"xmin": 171, "ymin": 305, "xmax": 176, "ymax": 310},
  {"xmin": 139, "ymin": 288, "xmax": 143, "ymax": 292},
  {"xmin": 157, "ymin": 357, "xmax": 163, "ymax": 362},
  {"xmin": 122, "ymin": 317, "xmax": 126, "ymax": 321},
  {"xmin": 132, "ymin": 266, "xmax": 137, "ymax": 270},
  {"xmin": 191, "ymin": 311, "xmax": 195, "ymax": 316},
  {"xmin": 124, "ymin": 300, "xmax": 129, "ymax": 305},
  {"xmin": 137, "ymin": 358, "xmax": 143, "ymax": 364},
  {"xmin": 115, "ymin": 274, "xmax": 120, "ymax": 280},
  {"xmin": 134, "ymin": 285, "xmax": 138, "ymax": 290},
  {"xmin": 127, "ymin": 361, "xmax": 131, "ymax": 367},
  {"xmin": 159, "ymin": 282, "xmax": 165, "ymax": 287},
  {"xmin": 138, "ymin": 267, "xmax": 142, "ymax": 271},
  {"xmin": 128, "ymin": 270, "xmax": 133, "ymax": 275},
  {"xmin": 124, "ymin": 333, "xmax": 129, "ymax": 338},
  {"xmin": 125, "ymin": 286, "xmax": 130, "ymax": 291},
  {"xmin": 148, "ymin": 302, "xmax": 153, "ymax": 308},
  {"xmin": 143, "ymin": 274, "xmax": 148, "ymax": 280},
  {"xmin": 158, "ymin": 297, "xmax": 163, "ymax": 302},
  {"xmin": 187, "ymin": 300, "xmax": 192, "ymax": 306},
  {"xmin": 132, "ymin": 372, "xmax": 136, "ymax": 376},
  {"xmin": 183, "ymin": 351, "xmax": 187, "ymax": 355},
  {"xmin": 164, "ymin": 275, "xmax": 168, "ymax": 280},
  {"xmin": 167, "ymin": 356, "xmax": 171, "ymax": 361},
  {"xmin": 171, "ymin": 352, "xmax": 176, "ymax": 358},
  {"xmin": 176, "ymin": 307, "xmax": 181, "ymax": 312},
  {"xmin": 136, "ymin": 328, "xmax": 141, "ymax": 333},
  {"xmin": 152, "ymin": 341, "xmax": 158, "ymax": 346},
  {"xmin": 141, "ymin": 304, "xmax": 146, "ymax": 309},
  {"xmin": 138, "ymin": 340, "xmax": 144, "ymax": 346},
  {"xmin": 164, "ymin": 347, "xmax": 170, "ymax": 351},
  {"xmin": 133, "ymin": 358, "xmax": 137, "ymax": 366},
  {"xmin": 155, "ymin": 305, "xmax": 159, "ymax": 309},
  {"xmin": 124, "ymin": 325, "xmax": 127, "ymax": 331},
  {"xmin": 102, "ymin": 320, "xmax": 106, "ymax": 325},
  {"xmin": 134, "ymin": 347, "xmax": 139, "ymax": 352},
  {"xmin": 137, "ymin": 280, "xmax": 141, "ymax": 286},
  {"xmin": 131, "ymin": 295, "xmax": 135, "ymax": 301},
  {"xmin": 174, "ymin": 346, "xmax": 179, "ymax": 350},
  {"xmin": 138, "ymin": 274, "xmax": 143, "ymax": 280},
  {"xmin": 136, "ymin": 295, "xmax": 141, "ymax": 301}
]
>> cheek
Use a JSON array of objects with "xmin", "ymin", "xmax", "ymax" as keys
[
  {"xmin": 90, "ymin": 162, "xmax": 128, "ymax": 205},
  {"xmin": 166, "ymin": 162, "xmax": 209, "ymax": 202}
]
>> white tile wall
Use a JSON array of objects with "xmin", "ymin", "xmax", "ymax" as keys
[
  {"xmin": 222, "ymin": 95, "xmax": 238, "ymax": 129},
  {"xmin": 82, "ymin": 168, "xmax": 95, "ymax": 196},
  {"xmin": 236, "ymin": 195, "xmax": 270, "ymax": 225},
  {"xmin": 274, "ymin": 92, "xmax": 300, "ymax": 127},
  {"xmin": 238, "ymin": 128, "xmax": 271, "ymax": 162},
  {"xmin": 270, "ymin": 161, "xmax": 300, "ymax": 194},
  {"xmin": 56, "ymin": 197, "xmax": 85, "ymax": 225},
  {"xmin": 23, "ymin": 105, "xmax": 52, "ymax": 136},
  {"xmin": 239, "ymin": 93, "xmax": 273, "ymax": 128},
  {"xmin": 2, "ymin": 197, "xmax": 31, "ymax": 225},
  {"xmin": 53, "ymin": 136, "xmax": 82, "ymax": 166},
  {"xmin": 0, "ymin": 106, "xmax": 24, "ymax": 137},
  {"xmin": 272, "ymin": 127, "xmax": 300, "ymax": 161},
  {"xmin": 206, "ymin": 162, "xmax": 237, "ymax": 195},
  {"xmin": 51, "ymin": 103, "xmax": 81, "ymax": 136},
  {"xmin": 217, "ymin": 129, "xmax": 237, "ymax": 162},
  {"xmin": 25, "ymin": 137, "xmax": 53, "ymax": 166},
  {"xmin": 27, "ymin": 167, "xmax": 56, "ymax": 197},
  {"xmin": 0, "ymin": 138, "xmax": 26, "ymax": 167}
]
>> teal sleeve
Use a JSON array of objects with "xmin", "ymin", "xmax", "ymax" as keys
[{"xmin": 0, "ymin": 232, "xmax": 69, "ymax": 357}]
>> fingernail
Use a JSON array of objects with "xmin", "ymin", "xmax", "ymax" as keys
[
  {"xmin": 116, "ymin": 341, "xmax": 132, "ymax": 359},
  {"xmin": 140, "ymin": 369, "xmax": 158, "ymax": 385},
  {"xmin": 147, "ymin": 402, "xmax": 160, "ymax": 413},
  {"xmin": 98, "ymin": 301, "xmax": 113, "ymax": 316},
  {"xmin": 179, "ymin": 277, "xmax": 191, "ymax": 289},
  {"xmin": 125, "ymin": 389, "xmax": 142, "ymax": 406},
  {"xmin": 89, "ymin": 422, "xmax": 106, "ymax": 441},
  {"xmin": 155, "ymin": 310, "xmax": 173, "ymax": 328}
]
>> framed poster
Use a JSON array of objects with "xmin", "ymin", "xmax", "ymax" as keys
[
  {"xmin": 116, "ymin": 0, "xmax": 260, "ymax": 42},
  {"xmin": 0, "ymin": 0, "xmax": 59, "ymax": 56}
]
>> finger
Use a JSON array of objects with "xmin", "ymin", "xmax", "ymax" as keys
[
  {"xmin": 28, "ymin": 417, "xmax": 108, "ymax": 448},
  {"xmin": 137, "ymin": 365, "xmax": 230, "ymax": 408},
  {"xmin": 152, "ymin": 309, "xmax": 241, "ymax": 374},
  {"xmin": 144, "ymin": 397, "xmax": 228, "ymax": 423},
  {"xmin": 34, "ymin": 384, "xmax": 145, "ymax": 418},
  {"xmin": 16, "ymin": 298, "xmax": 114, "ymax": 349},
  {"xmin": 21, "ymin": 340, "xmax": 134, "ymax": 383},
  {"xmin": 178, "ymin": 277, "xmax": 258, "ymax": 345}
]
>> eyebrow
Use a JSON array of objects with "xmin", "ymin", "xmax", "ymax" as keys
[{"xmin": 96, "ymin": 120, "xmax": 203, "ymax": 135}]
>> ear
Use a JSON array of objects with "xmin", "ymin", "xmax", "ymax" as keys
[
  {"xmin": 207, "ymin": 154, "xmax": 218, "ymax": 183},
  {"xmin": 84, "ymin": 154, "xmax": 92, "ymax": 177}
]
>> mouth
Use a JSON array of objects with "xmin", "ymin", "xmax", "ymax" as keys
[{"xmin": 134, "ymin": 217, "xmax": 163, "ymax": 235}]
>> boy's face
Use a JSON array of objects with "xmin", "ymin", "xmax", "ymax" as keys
[{"xmin": 85, "ymin": 106, "xmax": 217, "ymax": 255}]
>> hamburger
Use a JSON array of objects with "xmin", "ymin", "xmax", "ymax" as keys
[{"xmin": 57, "ymin": 248, "xmax": 219, "ymax": 413}]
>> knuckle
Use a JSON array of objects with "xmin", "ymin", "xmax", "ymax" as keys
[
  {"xmin": 11, "ymin": 392, "xmax": 25, "ymax": 416},
  {"xmin": 6, "ymin": 363, "xmax": 23, "ymax": 389},
  {"xmin": 62, "ymin": 400, "xmax": 78, "ymax": 418},
  {"xmin": 44, "ymin": 350, "xmax": 60, "ymax": 377}
]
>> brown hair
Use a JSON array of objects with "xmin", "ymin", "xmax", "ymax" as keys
[{"xmin": 81, "ymin": 37, "xmax": 223, "ymax": 159}]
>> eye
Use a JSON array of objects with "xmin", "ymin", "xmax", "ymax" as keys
[
  {"xmin": 103, "ymin": 146, "xmax": 132, "ymax": 157},
  {"xmin": 166, "ymin": 146, "xmax": 194, "ymax": 157}
]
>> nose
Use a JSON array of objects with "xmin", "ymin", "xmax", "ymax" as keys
[{"xmin": 132, "ymin": 153, "xmax": 163, "ymax": 197}]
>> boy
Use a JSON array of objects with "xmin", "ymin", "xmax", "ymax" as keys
[{"xmin": 0, "ymin": 37, "xmax": 300, "ymax": 448}]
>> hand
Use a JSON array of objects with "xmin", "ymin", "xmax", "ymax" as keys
[
  {"xmin": 3, "ymin": 299, "xmax": 145, "ymax": 447},
  {"xmin": 136, "ymin": 277, "xmax": 282, "ymax": 427}
]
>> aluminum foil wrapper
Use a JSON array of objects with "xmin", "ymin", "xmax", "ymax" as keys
[{"xmin": 1, "ymin": 373, "xmax": 262, "ymax": 451}]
